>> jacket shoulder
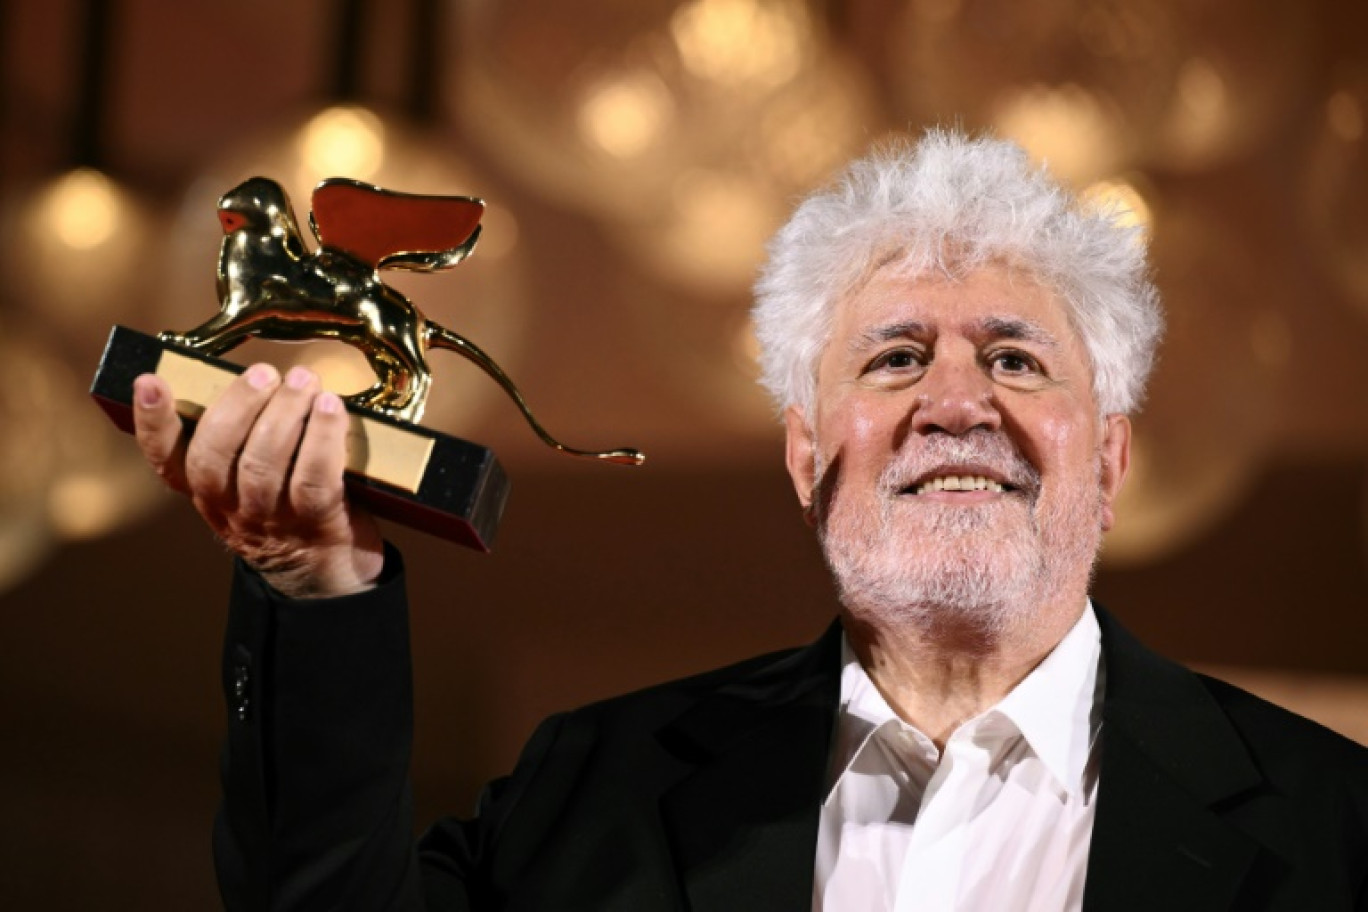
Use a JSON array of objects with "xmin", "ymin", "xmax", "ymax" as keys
[{"xmin": 1194, "ymin": 671, "xmax": 1368, "ymax": 788}]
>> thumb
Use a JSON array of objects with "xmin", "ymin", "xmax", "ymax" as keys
[{"xmin": 131, "ymin": 374, "xmax": 190, "ymax": 494}]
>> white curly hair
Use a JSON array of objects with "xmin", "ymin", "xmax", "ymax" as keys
[{"xmin": 752, "ymin": 128, "xmax": 1163, "ymax": 420}]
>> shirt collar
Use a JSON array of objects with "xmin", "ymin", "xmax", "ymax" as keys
[
  {"xmin": 991, "ymin": 602, "xmax": 1104, "ymax": 797},
  {"xmin": 827, "ymin": 602, "xmax": 1104, "ymax": 801},
  {"xmin": 829, "ymin": 640, "xmax": 902, "ymax": 786}
]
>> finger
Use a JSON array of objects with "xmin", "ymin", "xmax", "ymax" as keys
[
  {"xmin": 184, "ymin": 363, "xmax": 281, "ymax": 510},
  {"xmin": 289, "ymin": 390, "xmax": 351, "ymax": 523},
  {"xmin": 235, "ymin": 365, "xmax": 322, "ymax": 521},
  {"xmin": 131, "ymin": 374, "xmax": 189, "ymax": 493}
]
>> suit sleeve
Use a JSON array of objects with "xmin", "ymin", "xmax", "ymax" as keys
[{"xmin": 214, "ymin": 542, "xmax": 441, "ymax": 911}]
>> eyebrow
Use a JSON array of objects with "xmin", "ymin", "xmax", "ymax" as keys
[
  {"xmin": 975, "ymin": 317, "xmax": 1061, "ymax": 349},
  {"xmin": 848, "ymin": 317, "xmax": 1061, "ymax": 352},
  {"xmin": 849, "ymin": 321, "xmax": 929, "ymax": 352}
]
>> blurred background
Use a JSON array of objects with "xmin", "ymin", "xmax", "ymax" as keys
[{"xmin": 2, "ymin": 0, "xmax": 1366, "ymax": 906}]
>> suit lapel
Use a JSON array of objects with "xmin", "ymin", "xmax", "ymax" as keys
[
  {"xmin": 656, "ymin": 623, "xmax": 842, "ymax": 912},
  {"xmin": 649, "ymin": 609, "xmax": 1270, "ymax": 911},
  {"xmin": 1084, "ymin": 607, "xmax": 1263, "ymax": 912}
]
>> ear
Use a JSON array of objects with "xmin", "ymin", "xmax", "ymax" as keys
[
  {"xmin": 783, "ymin": 405, "xmax": 817, "ymax": 516},
  {"xmin": 1098, "ymin": 414, "xmax": 1131, "ymax": 533}
]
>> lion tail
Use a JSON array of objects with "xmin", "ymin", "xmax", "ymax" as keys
[{"xmin": 424, "ymin": 322, "xmax": 644, "ymax": 465}]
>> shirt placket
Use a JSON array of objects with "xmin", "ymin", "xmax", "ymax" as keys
[{"xmin": 893, "ymin": 729, "xmax": 994, "ymax": 912}]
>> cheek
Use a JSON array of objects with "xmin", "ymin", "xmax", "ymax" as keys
[
  {"xmin": 1038, "ymin": 412, "xmax": 1077, "ymax": 450},
  {"xmin": 820, "ymin": 395, "xmax": 897, "ymax": 463},
  {"xmin": 1034, "ymin": 408, "xmax": 1102, "ymax": 479},
  {"xmin": 849, "ymin": 409, "xmax": 883, "ymax": 448}
]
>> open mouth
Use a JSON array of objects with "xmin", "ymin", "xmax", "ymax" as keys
[
  {"xmin": 898, "ymin": 468, "xmax": 1022, "ymax": 497},
  {"xmin": 907, "ymin": 475, "xmax": 1011, "ymax": 495}
]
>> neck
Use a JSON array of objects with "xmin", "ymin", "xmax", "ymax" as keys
[{"xmin": 842, "ymin": 595, "xmax": 1086, "ymax": 750}]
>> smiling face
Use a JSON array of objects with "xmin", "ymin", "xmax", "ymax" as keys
[{"xmin": 785, "ymin": 261, "xmax": 1131, "ymax": 637}]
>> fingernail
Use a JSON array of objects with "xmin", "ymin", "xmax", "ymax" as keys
[
  {"xmin": 317, "ymin": 392, "xmax": 342, "ymax": 415},
  {"xmin": 286, "ymin": 366, "xmax": 314, "ymax": 390},
  {"xmin": 134, "ymin": 377, "xmax": 162, "ymax": 408},
  {"xmin": 246, "ymin": 364, "xmax": 277, "ymax": 390}
]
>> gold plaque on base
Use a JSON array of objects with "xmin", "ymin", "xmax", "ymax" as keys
[{"xmin": 91, "ymin": 326, "xmax": 508, "ymax": 551}]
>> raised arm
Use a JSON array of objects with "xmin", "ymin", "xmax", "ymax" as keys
[{"xmin": 132, "ymin": 365, "xmax": 435, "ymax": 909}]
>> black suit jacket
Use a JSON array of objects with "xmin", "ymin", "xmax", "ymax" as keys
[{"xmin": 215, "ymin": 552, "xmax": 1368, "ymax": 910}]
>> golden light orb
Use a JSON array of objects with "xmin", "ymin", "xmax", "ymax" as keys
[
  {"xmin": 670, "ymin": 0, "xmax": 809, "ymax": 90},
  {"xmin": 1082, "ymin": 176, "xmax": 1153, "ymax": 235},
  {"xmin": 577, "ymin": 69, "xmax": 674, "ymax": 158},
  {"xmin": 296, "ymin": 105, "xmax": 387, "ymax": 182},
  {"xmin": 39, "ymin": 168, "xmax": 121, "ymax": 250}
]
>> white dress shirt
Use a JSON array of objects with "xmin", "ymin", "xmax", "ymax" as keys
[{"xmin": 814, "ymin": 604, "xmax": 1105, "ymax": 911}]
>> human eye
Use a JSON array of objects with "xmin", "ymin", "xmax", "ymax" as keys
[
  {"xmin": 986, "ymin": 349, "xmax": 1047, "ymax": 385},
  {"xmin": 862, "ymin": 347, "xmax": 926, "ymax": 382},
  {"xmin": 855, "ymin": 346, "xmax": 925, "ymax": 389},
  {"xmin": 991, "ymin": 350, "xmax": 1037, "ymax": 372}
]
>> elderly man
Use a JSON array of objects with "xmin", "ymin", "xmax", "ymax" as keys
[{"xmin": 134, "ymin": 131, "xmax": 1367, "ymax": 911}]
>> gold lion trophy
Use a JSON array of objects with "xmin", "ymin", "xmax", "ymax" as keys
[{"xmin": 91, "ymin": 177, "xmax": 644, "ymax": 550}]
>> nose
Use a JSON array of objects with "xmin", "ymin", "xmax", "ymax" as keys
[{"xmin": 909, "ymin": 356, "xmax": 1001, "ymax": 436}]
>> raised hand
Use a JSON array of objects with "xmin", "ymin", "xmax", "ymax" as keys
[{"xmin": 132, "ymin": 363, "xmax": 385, "ymax": 599}]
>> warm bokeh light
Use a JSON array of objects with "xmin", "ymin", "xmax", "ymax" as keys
[
  {"xmin": 1105, "ymin": 203, "xmax": 1285, "ymax": 565},
  {"xmin": 670, "ymin": 0, "xmax": 809, "ymax": 90},
  {"xmin": 577, "ymin": 69, "xmax": 674, "ymax": 158},
  {"xmin": 39, "ymin": 168, "xmax": 120, "ymax": 249},
  {"xmin": 650, "ymin": 167, "xmax": 779, "ymax": 291},
  {"xmin": 993, "ymin": 83, "xmax": 1125, "ymax": 183},
  {"xmin": 1082, "ymin": 176, "xmax": 1153, "ymax": 234},
  {"xmin": 892, "ymin": 1, "xmax": 1311, "ymax": 175},
  {"xmin": 451, "ymin": 0, "xmax": 877, "ymax": 301},
  {"xmin": 1159, "ymin": 56, "xmax": 1233, "ymax": 161},
  {"xmin": 48, "ymin": 474, "xmax": 125, "ymax": 540},
  {"xmin": 1301, "ymin": 77, "xmax": 1368, "ymax": 320},
  {"xmin": 7, "ymin": 168, "xmax": 161, "ymax": 368},
  {"xmin": 296, "ymin": 105, "xmax": 386, "ymax": 182},
  {"xmin": 1177, "ymin": 57, "xmax": 1226, "ymax": 116},
  {"xmin": 754, "ymin": 60, "xmax": 872, "ymax": 188}
]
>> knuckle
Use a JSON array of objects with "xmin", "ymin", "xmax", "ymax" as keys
[
  {"xmin": 133, "ymin": 418, "xmax": 174, "ymax": 458},
  {"xmin": 235, "ymin": 488, "xmax": 276, "ymax": 521},
  {"xmin": 182, "ymin": 451, "xmax": 214, "ymax": 492},
  {"xmin": 290, "ymin": 474, "xmax": 338, "ymax": 517},
  {"xmin": 234, "ymin": 456, "xmax": 283, "ymax": 515},
  {"xmin": 235, "ymin": 452, "xmax": 280, "ymax": 486},
  {"xmin": 285, "ymin": 470, "xmax": 342, "ymax": 519}
]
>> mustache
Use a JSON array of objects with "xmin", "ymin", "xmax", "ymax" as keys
[
  {"xmin": 807, "ymin": 429, "xmax": 1040, "ymax": 530},
  {"xmin": 879, "ymin": 429, "xmax": 1040, "ymax": 497}
]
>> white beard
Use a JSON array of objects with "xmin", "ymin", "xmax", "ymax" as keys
[{"xmin": 816, "ymin": 430, "xmax": 1104, "ymax": 639}]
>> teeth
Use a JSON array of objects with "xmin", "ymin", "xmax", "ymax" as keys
[{"xmin": 911, "ymin": 474, "xmax": 1007, "ymax": 495}]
